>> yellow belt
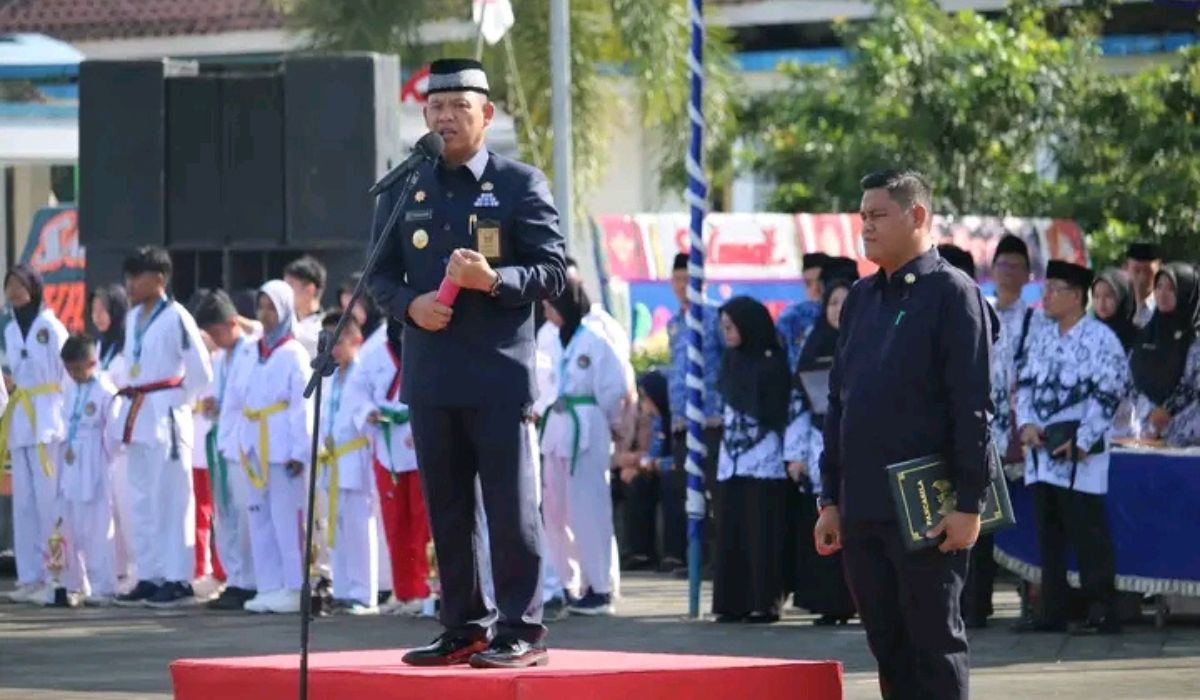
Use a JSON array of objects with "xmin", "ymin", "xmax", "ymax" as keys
[
  {"xmin": 0, "ymin": 383, "xmax": 60, "ymax": 478},
  {"xmin": 239, "ymin": 401, "xmax": 288, "ymax": 489},
  {"xmin": 318, "ymin": 435, "xmax": 370, "ymax": 548}
]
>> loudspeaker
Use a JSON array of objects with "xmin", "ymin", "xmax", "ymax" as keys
[
  {"xmin": 283, "ymin": 54, "xmax": 402, "ymax": 246},
  {"xmin": 166, "ymin": 76, "xmax": 222, "ymax": 247},
  {"xmin": 222, "ymin": 75, "xmax": 286, "ymax": 246},
  {"xmin": 79, "ymin": 59, "xmax": 197, "ymax": 250}
]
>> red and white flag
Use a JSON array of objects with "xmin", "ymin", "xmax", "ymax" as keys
[{"xmin": 472, "ymin": 0, "xmax": 515, "ymax": 45}]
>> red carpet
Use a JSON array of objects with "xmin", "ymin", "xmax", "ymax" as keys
[{"xmin": 171, "ymin": 648, "xmax": 843, "ymax": 700}]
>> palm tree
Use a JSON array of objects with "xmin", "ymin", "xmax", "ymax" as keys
[{"xmin": 273, "ymin": 0, "xmax": 738, "ymax": 220}]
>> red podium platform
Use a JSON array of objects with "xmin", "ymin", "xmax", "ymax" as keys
[{"xmin": 171, "ymin": 648, "xmax": 843, "ymax": 700}]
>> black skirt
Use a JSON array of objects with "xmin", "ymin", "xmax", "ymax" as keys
[
  {"xmin": 790, "ymin": 490, "xmax": 856, "ymax": 618},
  {"xmin": 712, "ymin": 476, "xmax": 789, "ymax": 618}
]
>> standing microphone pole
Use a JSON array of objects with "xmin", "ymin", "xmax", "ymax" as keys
[{"xmin": 296, "ymin": 132, "xmax": 442, "ymax": 700}]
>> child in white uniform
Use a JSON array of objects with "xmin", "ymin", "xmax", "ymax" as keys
[
  {"xmin": 197, "ymin": 290, "xmax": 260, "ymax": 611},
  {"xmin": 113, "ymin": 248, "xmax": 213, "ymax": 609},
  {"xmin": 318, "ymin": 313, "xmax": 378, "ymax": 614},
  {"xmin": 2, "ymin": 264, "xmax": 67, "ymax": 604},
  {"xmin": 540, "ymin": 279, "xmax": 632, "ymax": 616},
  {"xmin": 228, "ymin": 280, "xmax": 313, "ymax": 614},
  {"xmin": 58, "ymin": 335, "xmax": 121, "ymax": 606}
]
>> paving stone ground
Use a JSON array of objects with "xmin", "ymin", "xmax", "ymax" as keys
[{"xmin": 2, "ymin": 573, "xmax": 1198, "ymax": 700}]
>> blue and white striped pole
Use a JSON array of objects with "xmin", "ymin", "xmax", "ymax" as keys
[{"xmin": 685, "ymin": 0, "xmax": 708, "ymax": 620}]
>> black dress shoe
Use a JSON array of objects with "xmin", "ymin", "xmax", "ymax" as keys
[
  {"xmin": 402, "ymin": 634, "xmax": 490, "ymax": 667},
  {"xmin": 469, "ymin": 638, "xmax": 549, "ymax": 669}
]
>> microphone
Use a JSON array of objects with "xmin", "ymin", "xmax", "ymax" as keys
[{"xmin": 369, "ymin": 132, "xmax": 445, "ymax": 196}]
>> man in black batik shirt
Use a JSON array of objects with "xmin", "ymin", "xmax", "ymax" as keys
[{"xmin": 814, "ymin": 170, "xmax": 998, "ymax": 700}]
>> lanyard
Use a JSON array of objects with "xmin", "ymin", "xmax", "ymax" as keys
[
  {"xmin": 132, "ymin": 297, "xmax": 169, "ymax": 366},
  {"xmin": 326, "ymin": 365, "xmax": 349, "ymax": 438},
  {"xmin": 101, "ymin": 343, "xmax": 118, "ymax": 370},
  {"xmin": 218, "ymin": 336, "xmax": 243, "ymax": 410},
  {"xmin": 557, "ymin": 326, "xmax": 583, "ymax": 398},
  {"xmin": 66, "ymin": 379, "xmax": 96, "ymax": 448}
]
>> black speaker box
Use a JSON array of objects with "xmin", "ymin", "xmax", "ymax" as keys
[
  {"xmin": 79, "ymin": 59, "xmax": 197, "ymax": 250},
  {"xmin": 283, "ymin": 53, "xmax": 401, "ymax": 247}
]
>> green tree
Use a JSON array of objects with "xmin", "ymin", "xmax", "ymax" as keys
[
  {"xmin": 745, "ymin": 0, "xmax": 1199, "ymax": 266},
  {"xmin": 1050, "ymin": 45, "xmax": 1200, "ymax": 266},
  {"xmin": 275, "ymin": 0, "xmax": 739, "ymax": 217},
  {"xmin": 745, "ymin": 0, "xmax": 1092, "ymax": 215}
]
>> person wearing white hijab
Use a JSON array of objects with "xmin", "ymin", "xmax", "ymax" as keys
[{"xmin": 224, "ymin": 279, "xmax": 313, "ymax": 614}]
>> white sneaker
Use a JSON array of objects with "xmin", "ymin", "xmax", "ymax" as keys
[
  {"xmin": 383, "ymin": 597, "xmax": 424, "ymax": 617},
  {"xmin": 244, "ymin": 589, "xmax": 281, "ymax": 614},
  {"xmin": 5, "ymin": 583, "xmax": 41, "ymax": 603},
  {"xmin": 340, "ymin": 601, "xmax": 379, "ymax": 616},
  {"xmin": 191, "ymin": 575, "xmax": 224, "ymax": 603},
  {"xmin": 266, "ymin": 589, "xmax": 301, "ymax": 614}
]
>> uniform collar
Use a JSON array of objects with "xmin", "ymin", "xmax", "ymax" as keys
[
  {"xmin": 464, "ymin": 147, "xmax": 490, "ymax": 181},
  {"xmin": 873, "ymin": 246, "xmax": 940, "ymax": 289}
]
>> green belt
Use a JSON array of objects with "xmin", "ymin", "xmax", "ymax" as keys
[
  {"xmin": 538, "ymin": 394, "xmax": 599, "ymax": 476},
  {"xmin": 377, "ymin": 407, "xmax": 410, "ymax": 479},
  {"xmin": 205, "ymin": 426, "xmax": 229, "ymax": 511}
]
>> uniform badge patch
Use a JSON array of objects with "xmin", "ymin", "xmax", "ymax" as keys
[
  {"xmin": 85, "ymin": 402, "xmax": 97, "ymax": 416},
  {"xmin": 415, "ymin": 190, "xmax": 426, "ymax": 203},
  {"xmin": 36, "ymin": 329, "xmax": 49, "ymax": 344},
  {"xmin": 412, "ymin": 229, "xmax": 429, "ymax": 249},
  {"xmin": 473, "ymin": 193, "xmax": 500, "ymax": 208},
  {"xmin": 481, "ymin": 181, "xmax": 495, "ymax": 192},
  {"xmin": 577, "ymin": 354, "xmax": 591, "ymax": 369}
]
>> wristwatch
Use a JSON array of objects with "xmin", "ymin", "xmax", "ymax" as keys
[{"xmin": 487, "ymin": 271, "xmax": 502, "ymax": 297}]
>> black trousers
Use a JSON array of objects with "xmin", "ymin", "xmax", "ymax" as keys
[
  {"xmin": 1030, "ymin": 482, "xmax": 1117, "ymax": 624},
  {"xmin": 961, "ymin": 534, "xmax": 996, "ymax": 622},
  {"xmin": 842, "ymin": 519, "xmax": 970, "ymax": 700},
  {"xmin": 665, "ymin": 426, "xmax": 722, "ymax": 562},
  {"xmin": 409, "ymin": 403, "xmax": 545, "ymax": 643},
  {"xmin": 621, "ymin": 471, "xmax": 660, "ymax": 563}
]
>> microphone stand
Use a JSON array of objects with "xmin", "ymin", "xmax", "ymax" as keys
[{"xmin": 296, "ymin": 166, "xmax": 423, "ymax": 700}]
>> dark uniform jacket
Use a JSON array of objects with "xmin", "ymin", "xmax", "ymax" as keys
[{"xmin": 368, "ymin": 150, "xmax": 566, "ymax": 407}]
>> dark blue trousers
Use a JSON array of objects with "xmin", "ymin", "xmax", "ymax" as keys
[
  {"xmin": 409, "ymin": 403, "xmax": 545, "ymax": 643},
  {"xmin": 842, "ymin": 519, "xmax": 970, "ymax": 700}
]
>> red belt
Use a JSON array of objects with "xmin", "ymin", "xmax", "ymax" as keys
[{"xmin": 120, "ymin": 376, "xmax": 185, "ymax": 444}]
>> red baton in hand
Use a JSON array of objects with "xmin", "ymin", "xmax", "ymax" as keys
[{"xmin": 436, "ymin": 277, "xmax": 460, "ymax": 306}]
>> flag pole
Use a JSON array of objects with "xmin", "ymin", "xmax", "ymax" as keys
[
  {"xmin": 685, "ymin": 0, "xmax": 707, "ymax": 620},
  {"xmin": 550, "ymin": 0, "xmax": 573, "ymax": 252}
]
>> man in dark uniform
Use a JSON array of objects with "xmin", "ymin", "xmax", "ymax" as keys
[
  {"xmin": 368, "ymin": 58, "xmax": 566, "ymax": 669},
  {"xmin": 815, "ymin": 170, "xmax": 997, "ymax": 699}
]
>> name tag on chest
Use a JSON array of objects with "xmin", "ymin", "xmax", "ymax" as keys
[
  {"xmin": 473, "ymin": 218, "xmax": 502, "ymax": 262},
  {"xmin": 405, "ymin": 209, "xmax": 433, "ymax": 223}
]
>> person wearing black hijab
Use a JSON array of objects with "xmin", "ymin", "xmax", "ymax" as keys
[
  {"xmin": 1092, "ymin": 268, "xmax": 1138, "ymax": 352},
  {"xmin": 3, "ymin": 262, "xmax": 69, "ymax": 604},
  {"xmin": 1131, "ymin": 262, "xmax": 1200, "ymax": 447},
  {"xmin": 88, "ymin": 284, "xmax": 129, "ymax": 374},
  {"xmin": 782, "ymin": 280, "xmax": 857, "ymax": 625},
  {"xmin": 711, "ymin": 296, "xmax": 792, "ymax": 623}
]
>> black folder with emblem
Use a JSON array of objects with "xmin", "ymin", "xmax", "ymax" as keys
[{"xmin": 886, "ymin": 449, "xmax": 1015, "ymax": 552}]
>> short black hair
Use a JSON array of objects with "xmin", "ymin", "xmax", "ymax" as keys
[
  {"xmin": 672, "ymin": 253, "xmax": 689, "ymax": 272},
  {"xmin": 122, "ymin": 246, "xmax": 172, "ymax": 279},
  {"xmin": 322, "ymin": 310, "xmax": 361, "ymax": 337},
  {"xmin": 61, "ymin": 334, "xmax": 96, "ymax": 364},
  {"xmin": 860, "ymin": 168, "xmax": 932, "ymax": 212},
  {"xmin": 283, "ymin": 255, "xmax": 327, "ymax": 291},
  {"xmin": 193, "ymin": 289, "xmax": 239, "ymax": 328}
]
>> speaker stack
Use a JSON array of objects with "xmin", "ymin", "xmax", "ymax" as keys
[{"xmin": 79, "ymin": 53, "xmax": 402, "ymax": 308}]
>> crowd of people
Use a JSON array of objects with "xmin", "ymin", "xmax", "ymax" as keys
[{"xmin": 1, "ymin": 234, "xmax": 1197, "ymax": 631}]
